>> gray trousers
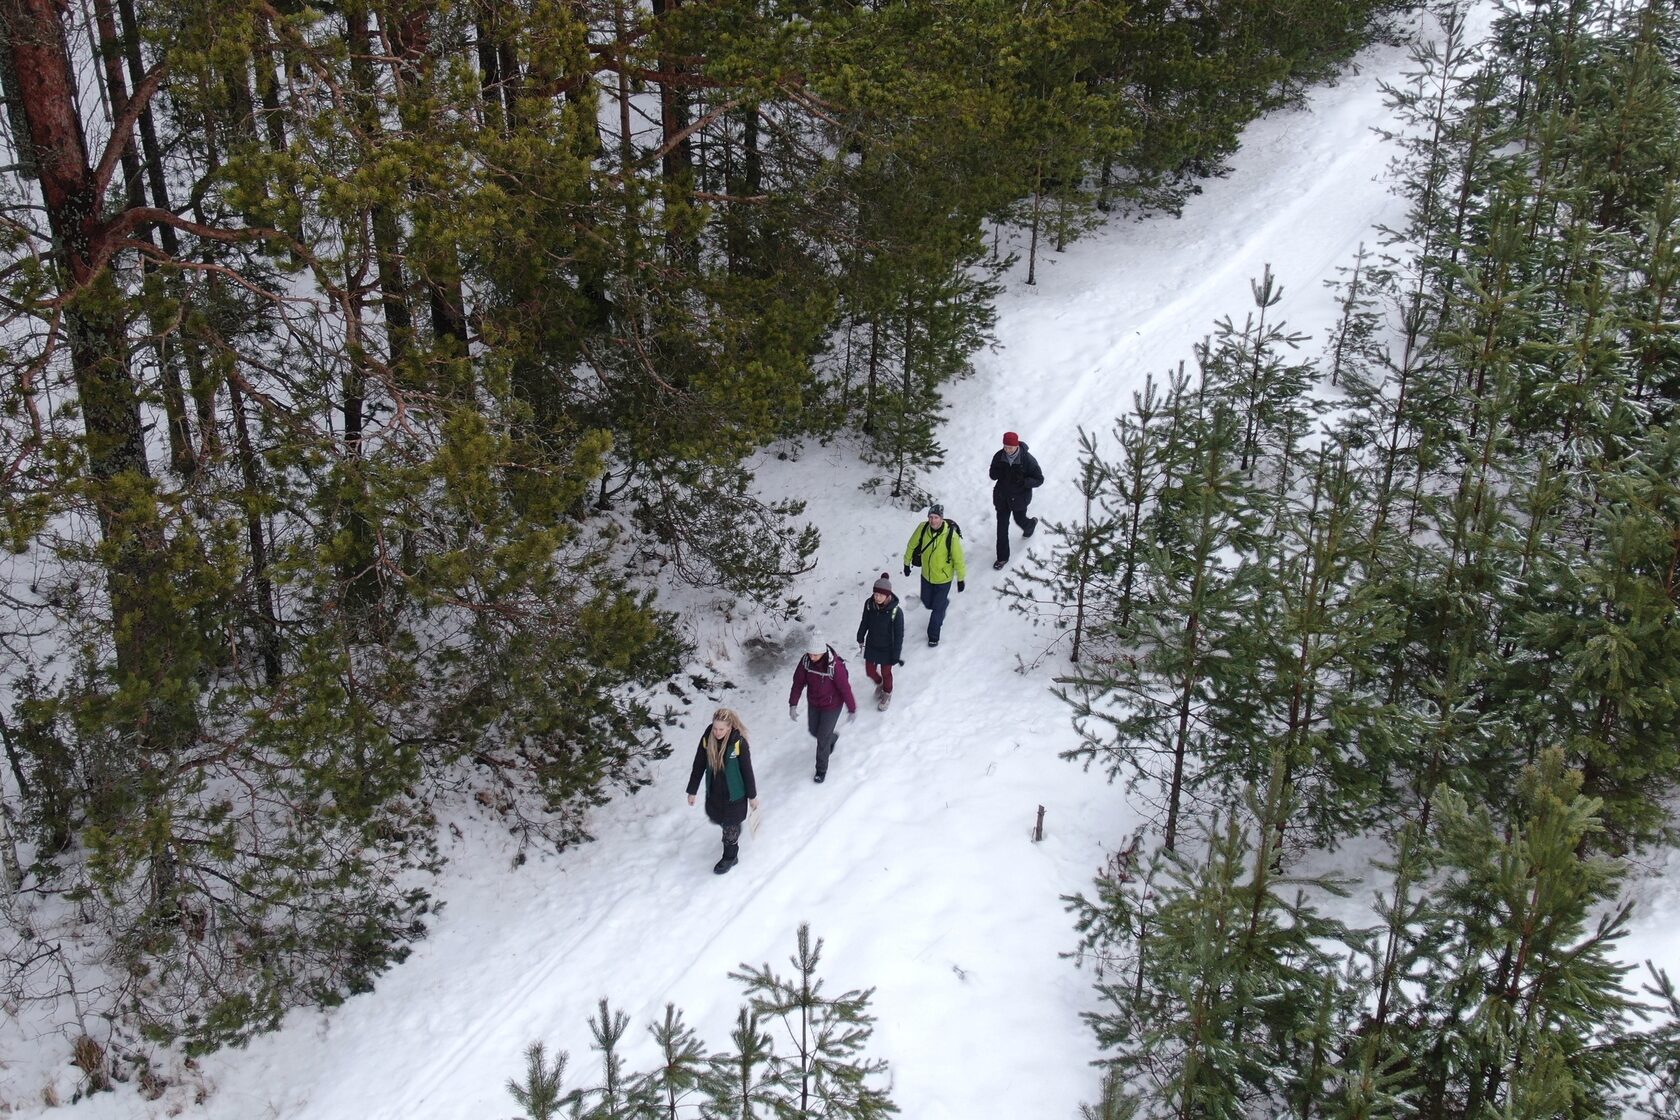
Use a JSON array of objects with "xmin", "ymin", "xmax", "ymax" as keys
[{"xmin": 807, "ymin": 705, "xmax": 841, "ymax": 776}]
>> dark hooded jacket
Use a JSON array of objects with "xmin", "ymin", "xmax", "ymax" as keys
[
  {"xmin": 989, "ymin": 441, "xmax": 1045, "ymax": 509},
  {"xmin": 686, "ymin": 729, "xmax": 756, "ymax": 826},
  {"xmin": 856, "ymin": 592, "xmax": 905, "ymax": 665}
]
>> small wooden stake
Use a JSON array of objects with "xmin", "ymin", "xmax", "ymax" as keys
[{"xmin": 1033, "ymin": 804, "xmax": 1046, "ymax": 842}]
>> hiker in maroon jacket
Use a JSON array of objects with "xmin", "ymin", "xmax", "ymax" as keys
[{"xmin": 788, "ymin": 642, "xmax": 858, "ymax": 784}]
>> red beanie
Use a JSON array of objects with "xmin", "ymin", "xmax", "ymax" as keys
[{"xmin": 1003, "ymin": 431, "xmax": 1020, "ymax": 447}]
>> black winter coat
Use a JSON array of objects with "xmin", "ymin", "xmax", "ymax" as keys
[
  {"xmin": 686, "ymin": 730, "xmax": 756, "ymax": 826},
  {"xmin": 855, "ymin": 592, "xmax": 904, "ymax": 665},
  {"xmin": 990, "ymin": 442, "xmax": 1045, "ymax": 508}
]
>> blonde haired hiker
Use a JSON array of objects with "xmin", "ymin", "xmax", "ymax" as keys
[{"xmin": 686, "ymin": 708, "xmax": 758, "ymax": 874}]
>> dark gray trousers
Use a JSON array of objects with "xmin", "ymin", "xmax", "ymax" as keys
[{"xmin": 807, "ymin": 705, "xmax": 841, "ymax": 776}]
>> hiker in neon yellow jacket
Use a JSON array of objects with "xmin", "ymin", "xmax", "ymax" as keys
[
  {"xmin": 901, "ymin": 503, "xmax": 966, "ymax": 647},
  {"xmin": 686, "ymin": 708, "xmax": 758, "ymax": 874}
]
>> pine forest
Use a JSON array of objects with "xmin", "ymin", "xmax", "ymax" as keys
[{"xmin": 0, "ymin": 0, "xmax": 1676, "ymax": 1116}]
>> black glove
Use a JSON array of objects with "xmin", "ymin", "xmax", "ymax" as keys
[
  {"xmin": 896, "ymin": 659, "xmax": 905, "ymax": 667},
  {"xmin": 957, "ymin": 580, "xmax": 965, "ymax": 592},
  {"xmin": 903, "ymin": 564, "xmax": 912, "ymax": 578}
]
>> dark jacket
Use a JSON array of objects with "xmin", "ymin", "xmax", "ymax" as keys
[
  {"xmin": 686, "ymin": 730, "xmax": 756, "ymax": 826},
  {"xmin": 989, "ymin": 442, "xmax": 1045, "ymax": 509},
  {"xmin": 788, "ymin": 648, "xmax": 858, "ymax": 712},
  {"xmin": 856, "ymin": 593, "xmax": 905, "ymax": 665}
]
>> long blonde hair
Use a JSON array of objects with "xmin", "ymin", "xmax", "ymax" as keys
[{"xmin": 704, "ymin": 707, "xmax": 749, "ymax": 772}]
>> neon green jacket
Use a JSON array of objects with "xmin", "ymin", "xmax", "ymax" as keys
[{"xmin": 903, "ymin": 520, "xmax": 966, "ymax": 585}]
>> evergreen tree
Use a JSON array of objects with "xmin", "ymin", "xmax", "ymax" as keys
[
  {"xmin": 1060, "ymin": 382, "xmax": 1264, "ymax": 851},
  {"xmin": 977, "ymin": 0, "xmax": 1133, "ymax": 285},
  {"xmin": 1398, "ymin": 750, "xmax": 1640, "ymax": 1119},
  {"xmin": 1622, "ymin": 179, "xmax": 1680, "ymax": 421},
  {"xmin": 500, "ymin": 927, "xmax": 896, "ymax": 1120},
  {"xmin": 1194, "ymin": 266, "xmax": 1317, "ymax": 479},
  {"xmin": 731, "ymin": 923, "xmax": 897, "ymax": 1119},
  {"xmin": 1079, "ymin": 1068, "xmax": 1138, "ymax": 1120},
  {"xmin": 1003, "ymin": 427, "xmax": 1119, "ymax": 662},
  {"xmin": 1072, "ymin": 764, "xmax": 1354, "ymax": 1120},
  {"xmin": 1064, "ymin": 5, "xmax": 1680, "ymax": 1114},
  {"xmin": 704, "ymin": 1007, "xmax": 780, "ymax": 1120},
  {"xmin": 636, "ymin": 1004, "xmax": 710, "ymax": 1120},
  {"xmin": 1625, "ymin": 964, "xmax": 1679, "ymax": 1120},
  {"xmin": 510, "ymin": 1041, "xmax": 571, "ymax": 1120},
  {"xmin": 1322, "ymin": 242, "xmax": 1389, "ymax": 389},
  {"xmin": 565, "ymin": 999, "xmax": 658, "ymax": 1119},
  {"xmin": 1008, "ymin": 371, "xmax": 1189, "ymax": 658},
  {"xmin": 1107, "ymin": 370, "xmax": 1196, "ymax": 631},
  {"xmin": 1222, "ymin": 440, "xmax": 1402, "ymax": 847},
  {"xmin": 1502, "ymin": 425, "xmax": 1680, "ymax": 849}
]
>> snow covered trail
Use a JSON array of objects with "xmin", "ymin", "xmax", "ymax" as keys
[
  {"xmin": 967, "ymin": 76, "xmax": 1403, "ymax": 526},
  {"xmin": 33, "ymin": 33, "xmax": 1445, "ymax": 1120}
]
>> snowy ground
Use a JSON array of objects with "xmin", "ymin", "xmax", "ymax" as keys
[{"xmin": 6, "ymin": 17, "xmax": 1677, "ymax": 1120}]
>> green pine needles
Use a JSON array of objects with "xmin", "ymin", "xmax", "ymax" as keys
[
  {"xmin": 1069, "ymin": 750, "xmax": 1656, "ymax": 1119},
  {"xmin": 1044, "ymin": 2, "xmax": 1680, "ymax": 1115},
  {"xmin": 506, "ymin": 923, "xmax": 896, "ymax": 1120}
]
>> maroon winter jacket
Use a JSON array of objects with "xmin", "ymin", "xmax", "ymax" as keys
[{"xmin": 788, "ymin": 648, "xmax": 858, "ymax": 713}]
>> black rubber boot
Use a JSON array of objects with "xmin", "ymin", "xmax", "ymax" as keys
[{"xmin": 713, "ymin": 842, "xmax": 739, "ymax": 875}]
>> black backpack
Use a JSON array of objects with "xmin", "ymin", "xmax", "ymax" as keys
[{"xmin": 911, "ymin": 519, "xmax": 963, "ymax": 566}]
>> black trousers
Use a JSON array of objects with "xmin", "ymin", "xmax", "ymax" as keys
[{"xmin": 995, "ymin": 494, "xmax": 1033, "ymax": 562}]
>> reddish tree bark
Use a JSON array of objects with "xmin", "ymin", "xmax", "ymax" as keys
[{"xmin": 0, "ymin": 0, "xmax": 158, "ymax": 683}]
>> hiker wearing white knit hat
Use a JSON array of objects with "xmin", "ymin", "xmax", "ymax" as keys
[{"xmin": 788, "ymin": 641, "xmax": 858, "ymax": 783}]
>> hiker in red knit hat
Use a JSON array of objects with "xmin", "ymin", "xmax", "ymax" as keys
[{"xmin": 988, "ymin": 431, "xmax": 1043, "ymax": 570}]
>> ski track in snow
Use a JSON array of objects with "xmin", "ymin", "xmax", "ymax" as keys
[
  {"xmin": 983, "ymin": 88, "xmax": 1398, "ymax": 476},
  {"xmin": 12, "ymin": 26, "xmax": 1679, "ymax": 1120}
]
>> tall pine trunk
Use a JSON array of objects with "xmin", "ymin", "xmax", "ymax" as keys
[
  {"xmin": 92, "ymin": 0, "xmax": 196, "ymax": 474},
  {"xmin": 0, "ymin": 0, "xmax": 161, "ymax": 687},
  {"xmin": 652, "ymin": 0, "xmax": 697, "ymax": 270}
]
